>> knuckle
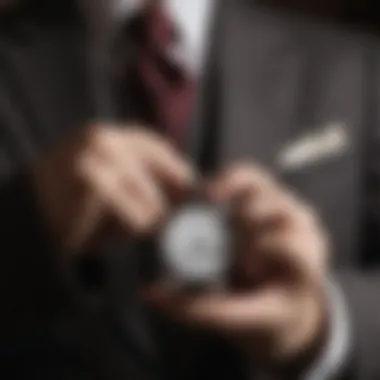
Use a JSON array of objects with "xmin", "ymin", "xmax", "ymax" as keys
[
  {"xmin": 143, "ymin": 199, "xmax": 166, "ymax": 228},
  {"xmin": 281, "ymin": 188, "xmax": 314, "ymax": 218},
  {"xmin": 148, "ymin": 195, "xmax": 163, "ymax": 213},
  {"xmin": 234, "ymin": 162, "xmax": 278, "ymax": 189},
  {"xmin": 87, "ymin": 125, "xmax": 111, "ymax": 148},
  {"xmin": 75, "ymin": 151, "xmax": 94, "ymax": 181},
  {"xmin": 230, "ymin": 161, "xmax": 268, "ymax": 176},
  {"xmin": 128, "ymin": 129, "xmax": 174, "ymax": 157},
  {"xmin": 149, "ymin": 134, "xmax": 174, "ymax": 153},
  {"xmin": 129, "ymin": 200, "xmax": 166, "ymax": 235},
  {"xmin": 129, "ymin": 127, "xmax": 162, "ymax": 143},
  {"xmin": 124, "ymin": 127, "xmax": 143, "ymax": 142},
  {"xmin": 134, "ymin": 214, "xmax": 158, "ymax": 235},
  {"xmin": 87, "ymin": 123, "xmax": 126, "ymax": 151},
  {"xmin": 303, "ymin": 203, "xmax": 318, "ymax": 222},
  {"xmin": 151, "ymin": 200, "xmax": 167, "ymax": 221},
  {"xmin": 134, "ymin": 219, "xmax": 151, "ymax": 234},
  {"xmin": 229, "ymin": 161, "xmax": 255, "ymax": 177},
  {"xmin": 129, "ymin": 218, "xmax": 147, "ymax": 235},
  {"xmin": 297, "ymin": 198, "xmax": 319, "ymax": 225},
  {"xmin": 125, "ymin": 207, "xmax": 148, "ymax": 231},
  {"xmin": 230, "ymin": 159, "xmax": 254, "ymax": 170}
]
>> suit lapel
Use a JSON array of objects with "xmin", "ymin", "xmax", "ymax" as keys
[
  {"xmin": 215, "ymin": 0, "xmax": 313, "ymax": 174},
  {"xmin": 0, "ymin": 12, "xmax": 93, "ymax": 157}
]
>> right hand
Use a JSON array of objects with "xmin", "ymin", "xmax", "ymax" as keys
[{"xmin": 32, "ymin": 123, "xmax": 195, "ymax": 254}]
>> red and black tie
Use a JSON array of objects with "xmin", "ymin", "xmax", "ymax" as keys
[{"xmin": 128, "ymin": 2, "xmax": 196, "ymax": 149}]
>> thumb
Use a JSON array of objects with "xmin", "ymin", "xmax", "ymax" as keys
[{"xmin": 142, "ymin": 284, "xmax": 293, "ymax": 333}]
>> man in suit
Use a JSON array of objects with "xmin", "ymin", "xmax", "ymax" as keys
[{"xmin": 0, "ymin": 0, "xmax": 378, "ymax": 379}]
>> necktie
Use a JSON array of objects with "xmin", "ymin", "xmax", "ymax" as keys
[{"xmin": 128, "ymin": 2, "xmax": 196, "ymax": 149}]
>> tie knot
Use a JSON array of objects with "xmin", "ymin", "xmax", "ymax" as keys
[
  {"xmin": 120, "ymin": 2, "xmax": 196, "ymax": 149},
  {"xmin": 131, "ymin": 2, "xmax": 177, "ymax": 51}
]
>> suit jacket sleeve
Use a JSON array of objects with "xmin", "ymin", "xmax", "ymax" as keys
[
  {"xmin": 0, "ymin": 32, "xmax": 73, "ymax": 339},
  {"xmin": 0, "ymin": 169, "xmax": 67, "ymax": 340},
  {"xmin": 335, "ymin": 272, "xmax": 380, "ymax": 379},
  {"xmin": 332, "ymin": 47, "xmax": 380, "ymax": 378},
  {"xmin": 322, "ymin": 42, "xmax": 380, "ymax": 379}
]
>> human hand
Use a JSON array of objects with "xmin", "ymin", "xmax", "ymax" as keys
[
  {"xmin": 144, "ymin": 163, "xmax": 329, "ymax": 366},
  {"xmin": 32, "ymin": 123, "xmax": 195, "ymax": 253}
]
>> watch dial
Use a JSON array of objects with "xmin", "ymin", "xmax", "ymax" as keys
[{"xmin": 161, "ymin": 204, "xmax": 230, "ymax": 283}]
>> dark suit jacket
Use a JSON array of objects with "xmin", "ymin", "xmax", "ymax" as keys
[{"xmin": 1, "ymin": 1, "xmax": 379, "ymax": 379}]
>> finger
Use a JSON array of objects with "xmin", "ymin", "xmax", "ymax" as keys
[
  {"xmin": 121, "ymin": 163, "xmax": 168, "ymax": 228},
  {"xmin": 143, "ymin": 283, "xmax": 291, "ymax": 332},
  {"xmin": 143, "ymin": 139, "xmax": 197, "ymax": 191},
  {"xmin": 81, "ymin": 153, "xmax": 153, "ymax": 234},
  {"xmin": 118, "ymin": 157, "xmax": 167, "ymax": 218},
  {"xmin": 236, "ymin": 190, "xmax": 292, "ymax": 230},
  {"xmin": 93, "ymin": 126, "xmax": 196, "ymax": 192},
  {"xmin": 209, "ymin": 163, "xmax": 277, "ymax": 202},
  {"xmin": 96, "ymin": 134, "xmax": 169, "ymax": 222},
  {"xmin": 235, "ymin": 193, "xmax": 323, "ymax": 281},
  {"xmin": 256, "ymin": 227, "xmax": 327, "ymax": 284},
  {"xmin": 237, "ymin": 184, "xmax": 318, "ymax": 237}
]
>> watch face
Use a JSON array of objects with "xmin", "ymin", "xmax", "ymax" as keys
[{"xmin": 160, "ymin": 203, "xmax": 230, "ymax": 285}]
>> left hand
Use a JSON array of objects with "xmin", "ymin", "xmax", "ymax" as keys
[{"xmin": 143, "ymin": 163, "xmax": 329, "ymax": 365}]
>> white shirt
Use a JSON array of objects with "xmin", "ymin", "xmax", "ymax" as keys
[
  {"xmin": 81, "ymin": 0, "xmax": 215, "ymax": 75},
  {"xmin": 80, "ymin": 2, "xmax": 350, "ymax": 380}
]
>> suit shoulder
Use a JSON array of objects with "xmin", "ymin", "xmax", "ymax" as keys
[{"xmin": 239, "ymin": 3, "xmax": 379, "ymax": 51}]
